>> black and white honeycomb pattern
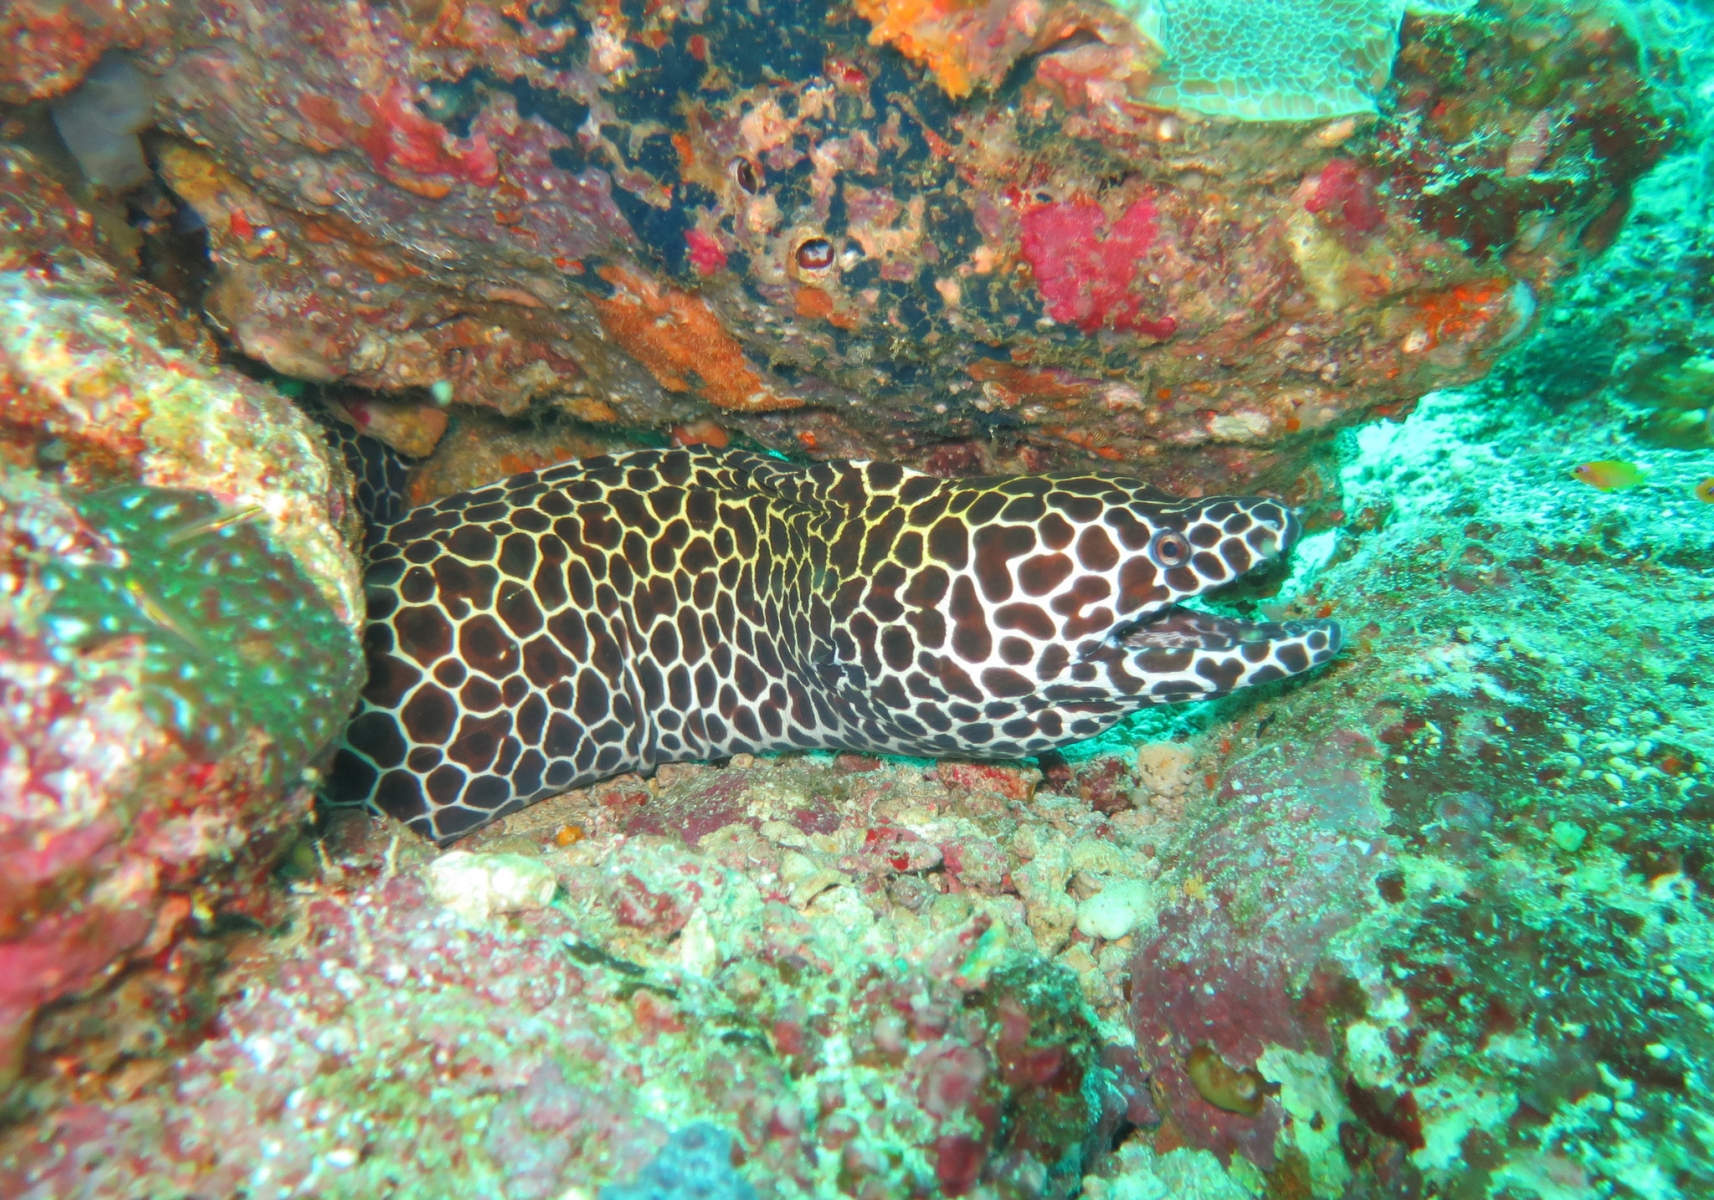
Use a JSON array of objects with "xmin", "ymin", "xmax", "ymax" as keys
[{"xmin": 325, "ymin": 448, "xmax": 1340, "ymax": 842}]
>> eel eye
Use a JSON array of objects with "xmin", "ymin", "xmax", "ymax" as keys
[{"xmin": 1149, "ymin": 530, "xmax": 1190, "ymax": 568}]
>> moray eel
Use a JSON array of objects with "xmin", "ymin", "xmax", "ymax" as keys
[
  {"xmin": 325, "ymin": 448, "xmax": 1340, "ymax": 843},
  {"xmin": 306, "ymin": 400, "xmax": 415, "ymax": 533}
]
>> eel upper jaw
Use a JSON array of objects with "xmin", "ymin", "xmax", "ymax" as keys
[
  {"xmin": 1096, "ymin": 502, "xmax": 1339, "ymax": 693},
  {"xmin": 1089, "ymin": 510, "xmax": 1298, "ymax": 659}
]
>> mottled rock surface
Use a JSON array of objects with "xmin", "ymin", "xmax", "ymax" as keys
[
  {"xmin": 100, "ymin": 0, "xmax": 1676, "ymax": 508},
  {"xmin": 1115, "ymin": 386, "xmax": 1713, "ymax": 1199},
  {"xmin": 0, "ymin": 0, "xmax": 173, "ymax": 106},
  {"xmin": 0, "ymin": 148, "xmax": 364, "ymax": 1104},
  {"xmin": 2, "ymin": 761, "xmax": 1129, "ymax": 1199}
]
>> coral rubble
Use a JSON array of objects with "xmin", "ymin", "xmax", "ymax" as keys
[{"xmin": 1, "ymin": 763, "xmax": 1129, "ymax": 1199}]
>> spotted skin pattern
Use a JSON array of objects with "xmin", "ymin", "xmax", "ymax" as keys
[
  {"xmin": 308, "ymin": 404, "xmax": 413, "ymax": 533},
  {"xmin": 326, "ymin": 448, "xmax": 1340, "ymax": 843}
]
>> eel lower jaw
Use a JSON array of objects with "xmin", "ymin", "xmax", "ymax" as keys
[
  {"xmin": 1113, "ymin": 605, "xmax": 1344, "ymax": 672},
  {"xmin": 1114, "ymin": 606, "xmax": 1328, "ymax": 650}
]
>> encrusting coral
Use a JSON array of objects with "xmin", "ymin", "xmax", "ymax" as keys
[
  {"xmin": 36, "ymin": 485, "xmax": 358, "ymax": 776},
  {"xmin": 23, "ymin": 0, "xmax": 1662, "ymax": 510},
  {"xmin": 0, "ymin": 147, "xmax": 364, "ymax": 1105},
  {"xmin": 1120, "ymin": 0, "xmax": 1485, "ymax": 120}
]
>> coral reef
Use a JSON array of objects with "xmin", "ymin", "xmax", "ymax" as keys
[
  {"xmin": 0, "ymin": 149, "xmax": 364, "ymax": 1107},
  {"xmin": 1125, "ymin": 0, "xmax": 1408, "ymax": 120},
  {"xmin": 0, "ymin": 760, "xmax": 1131, "ymax": 1199},
  {"xmin": 0, "ymin": 0, "xmax": 172, "ymax": 106},
  {"xmin": 0, "ymin": 1, "xmax": 1712, "ymax": 1197},
  {"xmin": 1112, "ymin": 380, "xmax": 1713, "ymax": 1198},
  {"xmin": 1102, "ymin": 82, "xmax": 1714, "ymax": 1188},
  {"xmin": 8, "ymin": 292, "xmax": 1710, "ymax": 1193},
  {"xmin": 1491, "ymin": 0, "xmax": 1714, "ymax": 454},
  {"xmin": 3, "ymin": 345, "xmax": 1712, "ymax": 1195},
  {"xmin": 28, "ymin": 0, "xmax": 1663, "ymax": 509}
]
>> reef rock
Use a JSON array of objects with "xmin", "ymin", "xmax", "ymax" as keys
[
  {"xmin": 0, "ymin": 149, "xmax": 363, "ymax": 1101},
  {"xmin": 107, "ymin": 0, "xmax": 1669, "ymax": 508},
  {"xmin": 1118, "ymin": 259, "xmax": 1714, "ymax": 1199},
  {"xmin": 1, "ymin": 5, "xmax": 1710, "ymax": 1198},
  {"xmin": 1, "ymin": 789, "xmax": 1124, "ymax": 1199},
  {"xmin": 3, "ymin": 348, "xmax": 1711, "ymax": 1195}
]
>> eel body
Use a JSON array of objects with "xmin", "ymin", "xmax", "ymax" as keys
[{"xmin": 325, "ymin": 448, "xmax": 1340, "ymax": 842}]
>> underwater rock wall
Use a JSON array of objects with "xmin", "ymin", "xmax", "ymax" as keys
[
  {"xmin": 1492, "ymin": 0, "xmax": 1714, "ymax": 453},
  {"xmin": 0, "ymin": 0, "xmax": 172, "ymax": 107},
  {"xmin": 20, "ymin": 0, "xmax": 1671, "ymax": 507},
  {"xmin": 1122, "ymin": 383, "xmax": 1713, "ymax": 1197},
  {"xmin": 4, "ymin": 352, "xmax": 1709, "ymax": 1197}
]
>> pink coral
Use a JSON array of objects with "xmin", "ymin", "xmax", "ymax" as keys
[
  {"xmin": 358, "ymin": 80, "xmax": 500, "ymax": 196},
  {"xmin": 935, "ymin": 762, "xmax": 1036, "ymax": 802},
  {"xmin": 686, "ymin": 229, "xmax": 729, "ymax": 277},
  {"xmin": 1128, "ymin": 732, "xmax": 1393, "ymax": 1169},
  {"xmin": 1306, "ymin": 158, "xmax": 1385, "ymax": 234},
  {"xmin": 1018, "ymin": 198, "xmax": 1178, "ymax": 339}
]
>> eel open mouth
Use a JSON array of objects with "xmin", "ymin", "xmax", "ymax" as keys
[
  {"xmin": 1119, "ymin": 607, "xmax": 1341, "ymax": 654},
  {"xmin": 1112, "ymin": 606, "xmax": 1344, "ymax": 698}
]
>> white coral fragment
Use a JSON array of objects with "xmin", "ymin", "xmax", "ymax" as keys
[
  {"xmin": 1075, "ymin": 879, "xmax": 1158, "ymax": 940},
  {"xmin": 425, "ymin": 850, "xmax": 557, "ymax": 922},
  {"xmin": 51, "ymin": 54, "xmax": 155, "ymax": 190}
]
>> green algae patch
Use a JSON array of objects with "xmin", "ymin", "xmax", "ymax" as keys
[
  {"xmin": 1121, "ymin": 0, "xmax": 1481, "ymax": 121},
  {"xmin": 37, "ymin": 485, "xmax": 363, "ymax": 782},
  {"xmin": 1127, "ymin": 0, "xmax": 1403, "ymax": 120}
]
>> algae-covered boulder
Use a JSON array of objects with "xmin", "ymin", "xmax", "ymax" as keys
[
  {"xmin": 0, "ymin": 152, "xmax": 363, "ymax": 1098},
  {"xmin": 1122, "ymin": 381, "xmax": 1714, "ymax": 1197}
]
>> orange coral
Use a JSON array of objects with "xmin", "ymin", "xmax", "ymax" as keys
[
  {"xmin": 965, "ymin": 360, "xmax": 1095, "ymax": 406},
  {"xmin": 327, "ymin": 396, "xmax": 449, "ymax": 457},
  {"xmin": 594, "ymin": 267, "xmax": 801, "ymax": 413},
  {"xmin": 1409, "ymin": 278, "xmax": 1510, "ymax": 350},
  {"xmin": 668, "ymin": 420, "xmax": 730, "ymax": 448},
  {"xmin": 856, "ymin": 0, "xmax": 980, "ymax": 97},
  {"xmin": 793, "ymin": 286, "xmax": 835, "ymax": 320},
  {"xmin": 853, "ymin": 0, "xmax": 1063, "ymax": 99}
]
